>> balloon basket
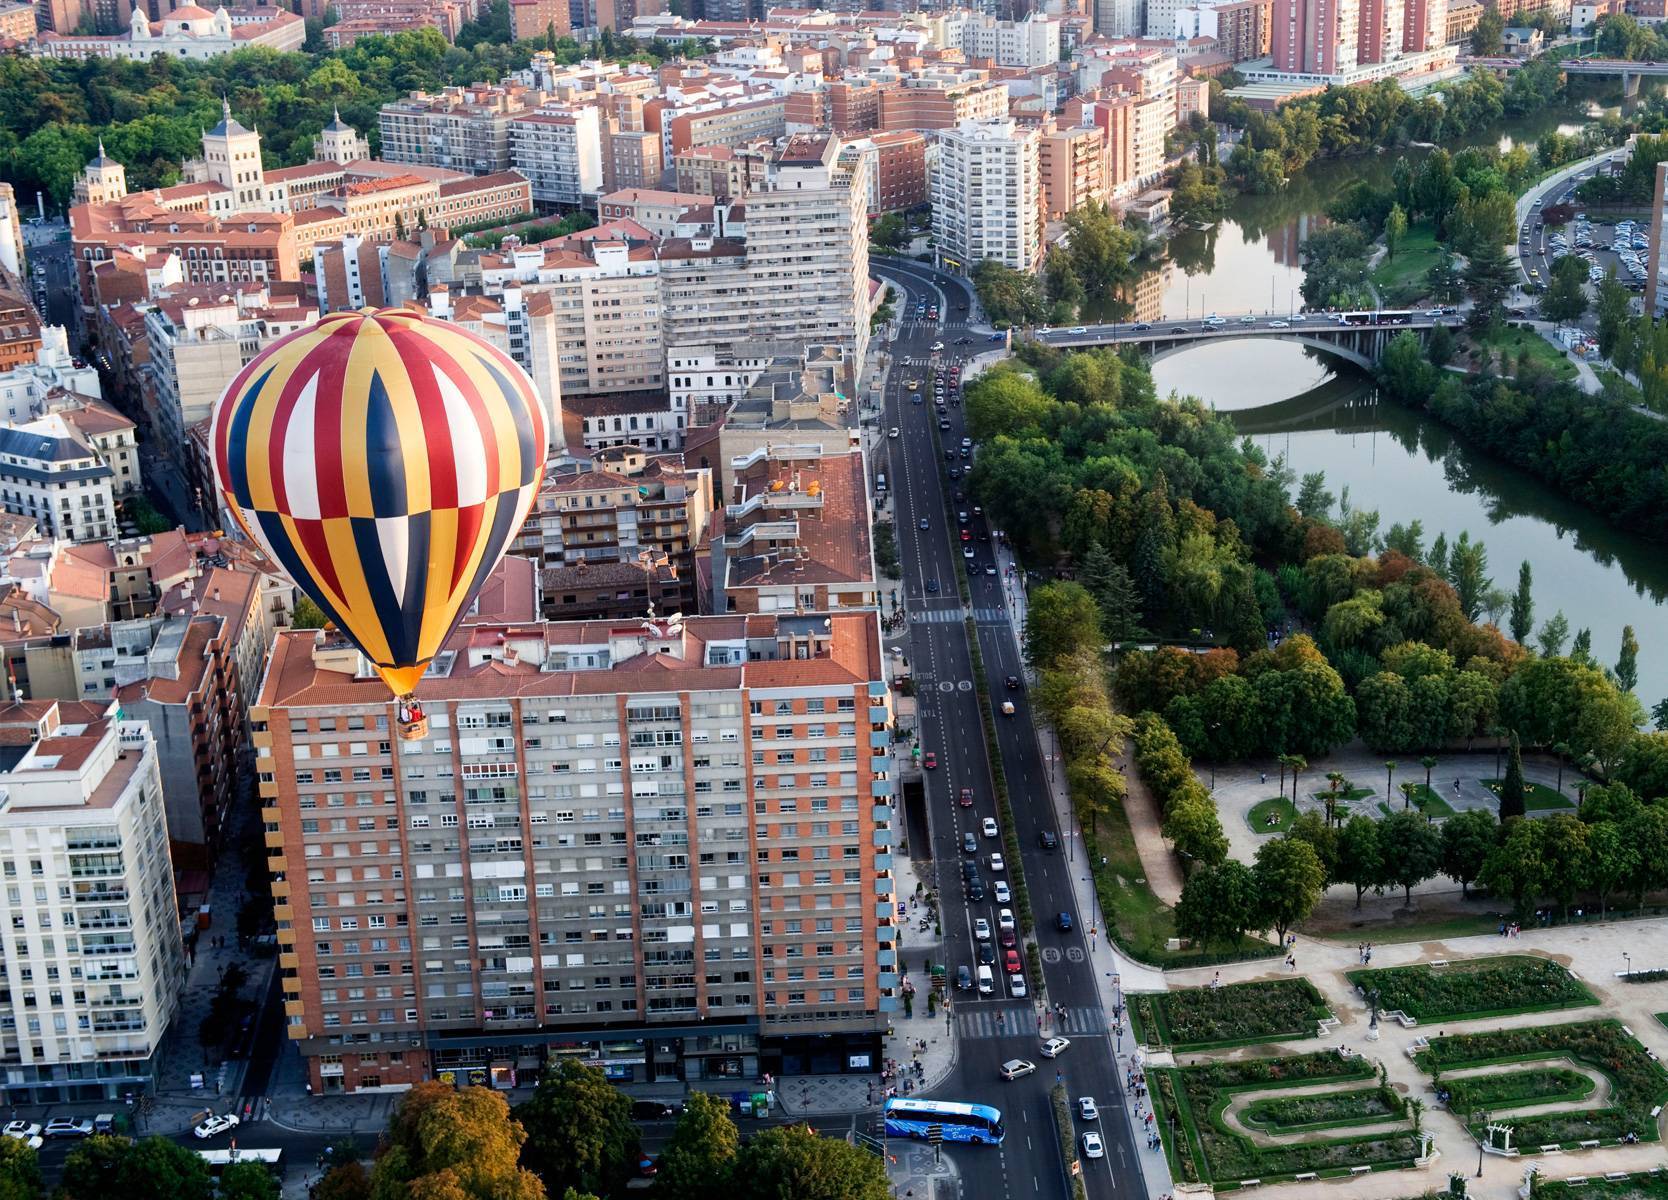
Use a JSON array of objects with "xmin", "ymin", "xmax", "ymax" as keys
[{"xmin": 396, "ymin": 715, "xmax": 430, "ymax": 741}]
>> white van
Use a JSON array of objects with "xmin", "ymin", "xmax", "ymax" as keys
[{"xmin": 977, "ymin": 965, "xmax": 995, "ymax": 995}]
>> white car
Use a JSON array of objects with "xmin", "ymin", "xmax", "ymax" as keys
[
  {"xmin": 1000, "ymin": 1059, "xmax": 1036, "ymax": 1080},
  {"xmin": 1078, "ymin": 1097, "xmax": 1100, "ymax": 1121},
  {"xmin": 1289, "ymin": 313, "xmax": 1307, "ymax": 322},
  {"xmin": 989, "ymin": 853, "xmax": 1005, "ymax": 874},
  {"xmin": 973, "ymin": 917, "xmax": 992, "ymax": 941},
  {"xmin": 982, "ymin": 817, "xmax": 999, "ymax": 839},
  {"xmin": 1082, "ymin": 1132, "xmax": 1105, "ymax": 1159},
  {"xmin": 1269, "ymin": 320, "xmax": 1289, "ymax": 328},
  {"xmin": 1009, "ymin": 973, "xmax": 1028, "ymax": 997},
  {"xmin": 194, "ymin": 1113, "xmax": 240, "ymax": 1140},
  {"xmin": 997, "ymin": 908, "xmax": 1016, "ymax": 932},
  {"xmin": 1040, "ymin": 1036, "xmax": 1071, "ymax": 1058},
  {"xmin": 2, "ymin": 1122, "xmax": 40, "ymax": 1141},
  {"xmin": 977, "ymin": 965, "xmax": 995, "ymax": 995},
  {"xmin": 930, "ymin": 341, "xmax": 945, "ymax": 352},
  {"xmin": 1070, "ymin": 326, "xmax": 1088, "ymax": 334},
  {"xmin": 889, "ymin": 427, "xmax": 900, "ymax": 438},
  {"xmin": 43, "ymin": 1118, "xmax": 93, "ymax": 1139},
  {"xmin": 993, "ymin": 880, "xmax": 1011, "ymax": 903}
]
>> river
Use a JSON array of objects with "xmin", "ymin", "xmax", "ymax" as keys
[{"xmin": 1146, "ymin": 104, "xmax": 1668, "ymax": 705}]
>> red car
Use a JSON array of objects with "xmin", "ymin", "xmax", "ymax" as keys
[
  {"xmin": 924, "ymin": 751, "xmax": 938, "ymax": 769},
  {"xmin": 999, "ymin": 925, "xmax": 1017, "ymax": 948},
  {"xmin": 960, "ymin": 530, "xmax": 972, "ymax": 542},
  {"xmin": 959, "ymin": 787, "xmax": 974, "ymax": 807},
  {"xmin": 1003, "ymin": 948, "xmax": 1022, "ymax": 974}
]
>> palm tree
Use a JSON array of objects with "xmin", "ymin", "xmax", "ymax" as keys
[
  {"xmin": 1421, "ymin": 755, "xmax": 1437, "ymax": 795},
  {"xmin": 1385, "ymin": 760, "xmax": 1398, "ymax": 807},
  {"xmin": 1290, "ymin": 755, "xmax": 1307, "ymax": 810},
  {"xmin": 1553, "ymin": 741, "xmax": 1571, "ymax": 794},
  {"xmin": 1277, "ymin": 755, "xmax": 1289, "ymax": 800},
  {"xmin": 1400, "ymin": 781, "xmax": 1419, "ymax": 812}
]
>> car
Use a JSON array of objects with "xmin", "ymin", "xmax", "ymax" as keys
[
  {"xmin": 963, "ymin": 546, "xmax": 975, "ymax": 560},
  {"xmin": 910, "ymin": 393, "xmax": 922, "ymax": 405},
  {"xmin": 1004, "ymin": 948, "xmax": 1022, "ymax": 974},
  {"xmin": 958, "ymin": 510, "xmax": 969, "ymax": 524},
  {"xmin": 1133, "ymin": 322, "xmax": 1152, "ymax": 331},
  {"xmin": 961, "ymin": 530, "xmax": 971, "ymax": 542},
  {"xmin": 889, "ymin": 427, "xmax": 900, "ymax": 438},
  {"xmin": 639, "ymin": 1157, "xmax": 659, "ymax": 1178},
  {"xmin": 44, "ymin": 1118, "xmax": 93, "ymax": 1139},
  {"xmin": 1070, "ymin": 326, "xmax": 1088, "ymax": 334},
  {"xmin": 1239, "ymin": 314, "xmax": 1257, "ymax": 324},
  {"xmin": 1005, "ymin": 675, "xmax": 1020, "ymax": 689},
  {"xmin": 957, "ymin": 964, "xmax": 974, "ymax": 990},
  {"xmin": 1009, "ymin": 972, "xmax": 1028, "ymax": 997},
  {"xmin": 967, "ymin": 875, "xmax": 985, "ymax": 900},
  {"xmin": 982, "ymin": 817, "xmax": 998, "ymax": 838},
  {"xmin": 1000, "ymin": 1059, "xmax": 1036, "ymax": 1080},
  {"xmin": 931, "ymin": 341, "xmax": 945, "ymax": 351},
  {"xmin": 977, "ymin": 965, "xmax": 995, "ymax": 995},
  {"xmin": 1057, "ymin": 912, "xmax": 1073, "ymax": 932},
  {"xmin": 2, "ymin": 1123, "xmax": 40, "ymax": 1142},
  {"xmin": 939, "ymin": 418, "xmax": 951, "ymax": 430},
  {"xmin": 961, "ymin": 436, "xmax": 972, "ymax": 448},
  {"xmin": 1040, "ymin": 830, "xmax": 1058, "ymax": 851},
  {"xmin": 1079, "ymin": 1097, "xmax": 1100, "ymax": 1121},
  {"xmin": 985, "ymin": 565, "xmax": 997, "ymax": 576},
  {"xmin": 194, "ymin": 1113, "xmax": 240, "ymax": 1140},
  {"xmin": 959, "ymin": 786, "xmax": 974, "ymax": 807},
  {"xmin": 993, "ymin": 880, "xmax": 1011, "ymax": 903},
  {"xmin": 905, "ymin": 379, "xmax": 921, "ymax": 390},
  {"xmin": 925, "ymin": 578, "xmax": 939, "ymax": 593},
  {"xmin": 962, "ymin": 859, "xmax": 979, "ymax": 881},
  {"xmin": 964, "ymin": 832, "xmax": 979, "ymax": 856},
  {"xmin": 1290, "ymin": 313, "xmax": 1307, "ymax": 322},
  {"xmin": 1425, "ymin": 308, "xmax": 1445, "ymax": 317},
  {"xmin": 631, "ymin": 1100, "xmax": 678, "ymax": 1120},
  {"xmin": 999, "ymin": 923, "xmax": 1016, "ymax": 948},
  {"xmin": 960, "ymin": 447, "xmax": 970, "ymax": 459},
  {"xmin": 998, "ymin": 908, "xmax": 1016, "ymax": 932},
  {"xmin": 977, "ymin": 940, "xmax": 996, "ymax": 965},
  {"xmin": 989, "ymin": 852, "xmax": 1005, "ymax": 873},
  {"xmin": 1269, "ymin": 320, "xmax": 1289, "ymax": 328},
  {"xmin": 1171, "ymin": 326, "xmax": 1188, "ymax": 333},
  {"xmin": 1082, "ymin": 1132, "xmax": 1105, "ymax": 1159},
  {"xmin": 973, "ymin": 916, "xmax": 992, "ymax": 940},
  {"xmin": 989, "ymin": 332, "xmax": 1005, "ymax": 341},
  {"xmin": 1041, "ymin": 1036, "xmax": 1071, "ymax": 1058},
  {"xmin": 919, "ymin": 517, "xmax": 929, "ymax": 530},
  {"xmin": 924, "ymin": 751, "xmax": 938, "ymax": 770}
]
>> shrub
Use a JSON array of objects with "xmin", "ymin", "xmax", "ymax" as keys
[
  {"xmin": 1134, "ymin": 979, "xmax": 1331, "ymax": 1049},
  {"xmin": 1241, "ymin": 1085, "xmax": 1405, "ymax": 1132},
  {"xmin": 1348, "ymin": 956, "xmax": 1596, "ymax": 1021}
]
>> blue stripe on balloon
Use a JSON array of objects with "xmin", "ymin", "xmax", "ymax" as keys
[
  {"xmin": 481, "ymin": 357, "xmax": 541, "ymax": 486},
  {"xmin": 364, "ymin": 370, "xmax": 409, "ymax": 520},
  {"xmin": 226, "ymin": 366, "xmax": 274, "ymax": 506},
  {"xmin": 349, "ymin": 515, "xmax": 421, "ymax": 668},
  {"xmin": 254, "ymin": 511, "xmax": 360, "ymax": 657}
]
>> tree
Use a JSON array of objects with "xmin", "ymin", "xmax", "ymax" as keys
[
  {"xmin": 1446, "ymin": 532, "xmax": 1490, "ymax": 623},
  {"xmin": 374, "ymin": 1083, "xmax": 544, "ymax": 1200},
  {"xmin": 1252, "ymin": 836, "xmax": 1326, "ymax": 943},
  {"xmin": 1571, "ymin": 627, "xmax": 1593, "ymax": 665},
  {"xmin": 1536, "ymin": 611, "xmax": 1570, "ymax": 658},
  {"xmin": 1585, "ymin": 820, "xmax": 1636, "ymax": 918},
  {"xmin": 1335, "ymin": 815, "xmax": 1384, "ymax": 909},
  {"xmin": 1426, "ymin": 321, "xmax": 1455, "ymax": 368},
  {"xmin": 1508, "ymin": 561, "xmax": 1534, "ymax": 646},
  {"xmin": 0, "ymin": 1138, "xmax": 39, "ymax": 1200},
  {"xmin": 1078, "ymin": 546, "xmax": 1144, "ymax": 642},
  {"xmin": 1295, "ymin": 472, "xmax": 1335, "ymax": 520},
  {"xmin": 1384, "ymin": 203, "xmax": 1409, "ymax": 258},
  {"xmin": 1175, "ymin": 859, "xmax": 1258, "ymax": 947},
  {"xmin": 657, "ymin": 1092, "xmax": 738, "ymax": 1200},
  {"xmin": 1542, "ymin": 253, "xmax": 1591, "ymax": 325},
  {"xmin": 734, "ymin": 1125, "xmax": 889, "ymax": 1200},
  {"xmin": 1472, "ymin": 7, "xmax": 1504, "ymax": 54},
  {"xmin": 1479, "ymin": 817, "xmax": 1547, "ymax": 913},
  {"xmin": 1597, "ymin": 268, "xmax": 1633, "ymax": 358},
  {"xmin": 1378, "ymin": 809, "xmax": 1442, "ymax": 905},
  {"xmin": 1464, "ymin": 239, "xmax": 1516, "ymax": 330},
  {"xmin": 1538, "ymin": 813, "xmax": 1590, "ymax": 918},
  {"xmin": 1499, "ymin": 729, "xmax": 1527, "ymax": 820},
  {"xmin": 61, "ymin": 1136, "xmax": 214, "ymax": 1200},
  {"xmin": 1164, "ymin": 798, "xmax": 1229, "ymax": 871},
  {"xmin": 870, "ymin": 213, "xmax": 907, "ymax": 252},
  {"xmin": 292, "ymin": 595, "xmax": 328, "ymax": 629},
  {"xmin": 1440, "ymin": 808, "xmax": 1496, "ymax": 897},
  {"xmin": 220, "ymin": 1162, "xmax": 281, "ymax": 1200},
  {"xmin": 515, "ymin": 1060, "xmax": 638, "ymax": 1199},
  {"xmin": 1024, "ymin": 582, "xmax": 1102, "ymax": 671},
  {"xmin": 316, "ymin": 1163, "xmax": 373, "ymax": 1200},
  {"xmin": 1616, "ymin": 625, "xmax": 1640, "ymax": 693}
]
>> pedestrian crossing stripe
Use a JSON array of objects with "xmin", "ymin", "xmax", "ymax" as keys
[
  {"xmin": 911, "ymin": 610, "xmax": 963, "ymax": 624},
  {"xmin": 973, "ymin": 608, "xmax": 1007, "ymax": 623},
  {"xmin": 956, "ymin": 1006, "xmax": 1107, "ymax": 1039}
]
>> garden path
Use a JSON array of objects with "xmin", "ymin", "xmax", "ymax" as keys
[{"xmin": 1436, "ymin": 1057, "xmax": 1611, "ymax": 1122}]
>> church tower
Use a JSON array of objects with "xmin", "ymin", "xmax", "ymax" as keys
[
  {"xmin": 72, "ymin": 143, "xmax": 128, "ymax": 207},
  {"xmin": 201, "ymin": 98, "xmax": 267, "ymax": 210},
  {"xmin": 312, "ymin": 107, "xmax": 371, "ymax": 165}
]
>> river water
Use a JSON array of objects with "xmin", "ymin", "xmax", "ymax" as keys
[{"xmin": 1146, "ymin": 103, "xmax": 1668, "ymax": 704}]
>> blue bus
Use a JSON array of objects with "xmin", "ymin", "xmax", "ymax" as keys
[{"xmin": 884, "ymin": 1098, "xmax": 1005, "ymax": 1145}]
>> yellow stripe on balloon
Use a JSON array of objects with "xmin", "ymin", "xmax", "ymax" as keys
[
  {"xmin": 339, "ymin": 322, "xmax": 379, "ymax": 520},
  {"xmin": 272, "ymin": 511, "xmax": 354, "ymax": 637},
  {"xmin": 320, "ymin": 513, "xmax": 393, "ymax": 666},
  {"xmin": 417, "ymin": 505, "xmax": 459, "ymax": 663}
]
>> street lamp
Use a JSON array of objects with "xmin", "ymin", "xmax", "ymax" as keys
[
  {"xmin": 1474, "ymin": 1110, "xmax": 1489, "ymax": 1177},
  {"xmin": 1625, "ymin": 953, "xmax": 1633, "ymax": 980}
]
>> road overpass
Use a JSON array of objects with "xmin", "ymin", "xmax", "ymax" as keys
[
  {"xmin": 1560, "ymin": 57, "xmax": 1668, "ymax": 94},
  {"xmin": 1033, "ymin": 313, "xmax": 1454, "ymax": 371}
]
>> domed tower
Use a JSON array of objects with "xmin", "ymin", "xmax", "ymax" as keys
[
  {"xmin": 73, "ymin": 142, "xmax": 128, "ymax": 207},
  {"xmin": 312, "ymin": 107, "xmax": 370, "ymax": 165},
  {"xmin": 201, "ymin": 97, "xmax": 266, "ymax": 210}
]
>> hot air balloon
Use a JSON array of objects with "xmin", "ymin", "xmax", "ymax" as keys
[{"xmin": 211, "ymin": 307, "xmax": 548, "ymax": 739}]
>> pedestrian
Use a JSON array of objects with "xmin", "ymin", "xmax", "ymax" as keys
[{"xmin": 1260, "ymin": 771, "xmax": 1267, "ymax": 785}]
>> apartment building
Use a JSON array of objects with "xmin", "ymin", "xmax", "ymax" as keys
[
  {"xmin": 600, "ymin": 95, "xmax": 664, "ymax": 194},
  {"xmin": 674, "ymin": 144, "xmax": 769, "ymax": 200},
  {"xmin": 510, "ymin": 0, "xmax": 571, "ymax": 38},
  {"xmin": 0, "ymin": 417, "xmax": 115, "ymax": 543},
  {"xmin": 1272, "ymin": 0, "xmax": 1362, "ymax": 72},
  {"xmin": 845, "ymin": 131, "xmax": 928, "ymax": 214},
  {"xmin": 877, "ymin": 76, "xmax": 1009, "ymax": 131},
  {"xmin": 510, "ymin": 108, "xmax": 606, "ymax": 207},
  {"xmin": 379, "ymin": 84, "xmax": 546, "ymax": 176},
  {"xmin": 0, "ymin": 284, "xmax": 41, "ymax": 378},
  {"xmin": 254, "ymin": 609, "xmax": 896, "ymax": 1094},
  {"xmin": 668, "ymin": 97, "xmax": 789, "ymax": 157},
  {"xmin": 960, "ymin": 12, "xmax": 1062, "ymax": 65},
  {"xmin": 314, "ymin": 234, "xmax": 390, "ymax": 313},
  {"xmin": 1403, "ymin": 0, "xmax": 1444, "ymax": 49},
  {"xmin": 0, "ymin": 0, "xmax": 37, "ymax": 37},
  {"xmin": 0, "ymin": 701, "xmax": 183, "ymax": 1104},
  {"xmin": 931, "ymin": 118, "xmax": 1041, "ymax": 273},
  {"xmin": 1039, "ymin": 125, "xmax": 1109, "ymax": 219}
]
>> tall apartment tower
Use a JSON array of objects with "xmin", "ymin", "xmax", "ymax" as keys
[
  {"xmin": 931, "ymin": 118, "xmax": 1042, "ymax": 274},
  {"xmin": 1401, "ymin": 0, "xmax": 1444, "ymax": 50},
  {"xmin": 1272, "ymin": 0, "xmax": 1361, "ymax": 72},
  {"xmin": 255, "ymin": 613, "xmax": 898, "ymax": 1094}
]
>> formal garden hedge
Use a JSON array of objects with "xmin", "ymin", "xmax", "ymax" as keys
[
  {"xmin": 1153, "ymin": 1051, "xmax": 1421, "ymax": 1185},
  {"xmin": 1240, "ymin": 1085, "xmax": 1406, "ymax": 1133},
  {"xmin": 1536, "ymin": 1173, "xmax": 1668, "ymax": 1200},
  {"xmin": 1347, "ymin": 955, "xmax": 1597, "ymax": 1021},
  {"xmin": 1441, "ymin": 1067, "xmax": 1596, "ymax": 1112},
  {"xmin": 1129, "ymin": 979, "xmax": 1331, "ymax": 1050},
  {"xmin": 1416, "ymin": 1020, "xmax": 1668, "ymax": 1148}
]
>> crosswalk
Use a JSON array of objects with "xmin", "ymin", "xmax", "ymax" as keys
[
  {"xmin": 972, "ymin": 608, "xmax": 1008, "ymax": 623},
  {"xmin": 911, "ymin": 609, "xmax": 965, "ymax": 624},
  {"xmin": 956, "ymin": 1005, "xmax": 1107, "ymax": 1040}
]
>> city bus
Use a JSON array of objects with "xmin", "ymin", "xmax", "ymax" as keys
[
  {"xmin": 1334, "ymin": 310, "xmax": 1417, "ymax": 326},
  {"xmin": 883, "ymin": 1098, "xmax": 1005, "ymax": 1145},
  {"xmin": 197, "ymin": 1147, "xmax": 284, "ymax": 1180}
]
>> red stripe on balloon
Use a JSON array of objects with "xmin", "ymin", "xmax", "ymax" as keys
[
  {"xmin": 450, "ymin": 501, "xmax": 484, "ymax": 594},
  {"xmin": 394, "ymin": 324, "xmax": 458, "ymax": 510},
  {"xmin": 311, "ymin": 317, "xmax": 359, "ymax": 522}
]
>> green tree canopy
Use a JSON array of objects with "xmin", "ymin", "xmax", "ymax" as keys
[
  {"xmin": 514, "ymin": 1059, "xmax": 637, "ymax": 1199},
  {"xmin": 1252, "ymin": 836, "xmax": 1326, "ymax": 942},
  {"xmin": 734, "ymin": 1126, "xmax": 889, "ymax": 1200},
  {"xmin": 656, "ymin": 1092, "xmax": 739, "ymax": 1200}
]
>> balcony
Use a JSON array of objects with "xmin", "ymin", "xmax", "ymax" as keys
[{"xmin": 82, "ymin": 941, "xmax": 137, "ymax": 956}]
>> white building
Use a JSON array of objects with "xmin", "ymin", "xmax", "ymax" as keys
[
  {"xmin": 312, "ymin": 108, "xmax": 371, "ymax": 165},
  {"xmin": 0, "ymin": 413, "xmax": 120, "ymax": 542},
  {"xmin": 509, "ymin": 107, "xmax": 605, "ymax": 207},
  {"xmin": 960, "ymin": 13, "xmax": 1063, "ymax": 66},
  {"xmin": 0, "ymin": 327, "xmax": 103, "ymax": 426},
  {"xmin": 931, "ymin": 118, "xmax": 1041, "ymax": 274},
  {"xmin": 28, "ymin": 3, "xmax": 303, "ymax": 59},
  {"xmin": 0, "ymin": 702, "xmax": 184, "ymax": 1104}
]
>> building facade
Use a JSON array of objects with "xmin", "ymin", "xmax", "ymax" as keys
[{"xmin": 931, "ymin": 118, "xmax": 1041, "ymax": 273}]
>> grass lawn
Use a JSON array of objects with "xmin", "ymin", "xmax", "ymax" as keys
[
  {"xmin": 1247, "ymin": 796, "xmax": 1296, "ymax": 833},
  {"xmin": 1468, "ymin": 325, "xmax": 1578, "ymax": 382},
  {"xmin": 1482, "ymin": 779, "xmax": 1576, "ymax": 811},
  {"xmin": 1311, "ymin": 785, "xmax": 1373, "ymax": 805},
  {"xmin": 1350, "ymin": 955, "xmax": 1598, "ymax": 1021},
  {"xmin": 1377, "ymin": 786, "xmax": 1456, "ymax": 820},
  {"xmin": 1372, "ymin": 221, "xmax": 1442, "ymax": 306},
  {"xmin": 1313, "ymin": 912, "xmax": 1503, "ymax": 943}
]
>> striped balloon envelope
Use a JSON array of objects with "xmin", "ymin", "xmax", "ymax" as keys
[{"xmin": 211, "ymin": 307, "xmax": 548, "ymax": 699}]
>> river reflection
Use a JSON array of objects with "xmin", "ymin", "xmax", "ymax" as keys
[{"xmin": 1150, "ymin": 340, "xmax": 1668, "ymax": 701}]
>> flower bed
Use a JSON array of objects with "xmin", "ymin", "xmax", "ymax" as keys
[
  {"xmin": 1416, "ymin": 1020, "xmax": 1668, "ymax": 1149},
  {"xmin": 1133, "ymin": 979, "xmax": 1331, "ymax": 1050},
  {"xmin": 1441, "ymin": 1067, "xmax": 1596, "ymax": 1112},
  {"xmin": 1241, "ymin": 1086, "xmax": 1406, "ymax": 1132},
  {"xmin": 1537, "ymin": 1173, "xmax": 1668, "ymax": 1200},
  {"xmin": 1347, "ymin": 955, "xmax": 1597, "ymax": 1021},
  {"xmin": 1154, "ymin": 1051, "xmax": 1421, "ymax": 1184}
]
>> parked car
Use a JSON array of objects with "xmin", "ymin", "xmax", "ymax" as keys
[{"xmin": 43, "ymin": 1118, "xmax": 93, "ymax": 1139}]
